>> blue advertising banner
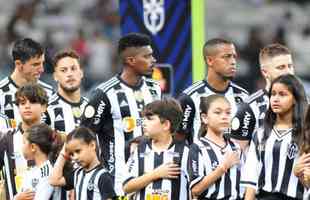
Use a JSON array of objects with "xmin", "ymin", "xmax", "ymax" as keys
[{"xmin": 119, "ymin": 0, "xmax": 192, "ymax": 96}]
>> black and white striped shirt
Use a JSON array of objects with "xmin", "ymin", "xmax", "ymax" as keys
[
  {"xmin": 0, "ymin": 76, "xmax": 54, "ymax": 124},
  {"xmin": 44, "ymin": 93, "xmax": 88, "ymax": 133},
  {"xmin": 65, "ymin": 165, "xmax": 116, "ymax": 200},
  {"xmin": 80, "ymin": 75, "xmax": 161, "ymax": 195},
  {"xmin": 21, "ymin": 160, "xmax": 61, "ymax": 200},
  {"xmin": 241, "ymin": 128, "xmax": 305, "ymax": 199},
  {"xmin": 124, "ymin": 138, "xmax": 190, "ymax": 200},
  {"xmin": 188, "ymin": 137, "xmax": 243, "ymax": 200},
  {"xmin": 178, "ymin": 80, "xmax": 249, "ymax": 143}
]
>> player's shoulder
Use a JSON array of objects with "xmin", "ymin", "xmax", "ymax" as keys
[
  {"xmin": 183, "ymin": 80, "xmax": 206, "ymax": 95},
  {"xmin": 246, "ymin": 89, "xmax": 268, "ymax": 104},
  {"xmin": 96, "ymin": 76, "xmax": 120, "ymax": 93},
  {"xmin": 230, "ymin": 82, "xmax": 249, "ymax": 95}
]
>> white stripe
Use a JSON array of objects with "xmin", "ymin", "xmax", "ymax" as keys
[{"xmin": 4, "ymin": 151, "xmax": 14, "ymax": 199}]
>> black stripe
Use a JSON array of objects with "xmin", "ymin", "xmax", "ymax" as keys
[
  {"xmin": 4, "ymin": 95, "xmax": 14, "ymax": 119},
  {"xmin": 138, "ymin": 140, "xmax": 147, "ymax": 200},
  {"xmin": 77, "ymin": 171, "xmax": 86, "ymax": 200},
  {"xmin": 54, "ymin": 107, "xmax": 65, "ymax": 132},
  {"xmin": 200, "ymin": 139, "xmax": 221, "ymax": 199},
  {"xmin": 258, "ymin": 149, "xmax": 265, "ymax": 189},
  {"xmin": 74, "ymin": 168, "xmax": 84, "ymax": 200},
  {"xmin": 171, "ymin": 141, "xmax": 185, "ymax": 200},
  {"xmin": 113, "ymin": 84, "xmax": 133, "ymax": 160},
  {"xmin": 271, "ymin": 140, "xmax": 282, "ymax": 190},
  {"xmin": 295, "ymin": 181, "xmax": 304, "ymax": 199},
  {"xmin": 153, "ymin": 152, "xmax": 164, "ymax": 189},
  {"xmin": 279, "ymin": 144, "xmax": 295, "ymax": 194}
]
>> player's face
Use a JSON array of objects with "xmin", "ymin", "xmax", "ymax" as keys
[
  {"xmin": 262, "ymin": 54, "xmax": 294, "ymax": 81},
  {"xmin": 202, "ymin": 98, "xmax": 231, "ymax": 135},
  {"xmin": 207, "ymin": 44, "xmax": 237, "ymax": 80},
  {"xmin": 54, "ymin": 57, "xmax": 83, "ymax": 93},
  {"xmin": 66, "ymin": 138, "xmax": 96, "ymax": 170},
  {"xmin": 131, "ymin": 46, "xmax": 156, "ymax": 76},
  {"xmin": 143, "ymin": 114, "xmax": 166, "ymax": 138},
  {"xmin": 18, "ymin": 55, "xmax": 45, "ymax": 82},
  {"xmin": 18, "ymin": 97, "xmax": 46, "ymax": 125},
  {"xmin": 270, "ymin": 83, "xmax": 294, "ymax": 116}
]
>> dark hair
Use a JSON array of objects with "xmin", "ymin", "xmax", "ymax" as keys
[
  {"xmin": 118, "ymin": 32, "xmax": 151, "ymax": 54},
  {"xmin": 199, "ymin": 94, "xmax": 230, "ymax": 137},
  {"xmin": 142, "ymin": 98, "xmax": 183, "ymax": 133},
  {"xmin": 67, "ymin": 127, "xmax": 97, "ymax": 144},
  {"xmin": 12, "ymin": 38, "xmax": 44, "ymax": 63},
  {"xmin": 15, "ymin": 83, "xmax": 48, "ymax": 106},
  {"xmin": 300, "ymin": 105, "xmax": 310, "ymax": 154},
  {"xmin": 203, "ymin": 38, "xmax": 233, "ymax": 58},
  {"xmin": 53, "ymin": 49, "xmax": 80, "ymax": 71},
  {"xmin": 26, "ymin": 123, "xmax": 64, "ymax": 163},
  {"xmin": 262, "ymin": 74, "xmax": 307, "ymax": 145},
  {"xmin": 259, "ymin": 43, "xmax": 291, "ymax": 67}
]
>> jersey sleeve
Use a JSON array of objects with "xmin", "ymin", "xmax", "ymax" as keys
[
  {"xmin": 188, "ymin": 143, "xmax": 205, "ymax": 189},
  {"xmin": 41, "ymin": 111, "xmax": 51, "ymax": 126},
  {"xmin": 240, "ymin": 139, "xmax": 261, "ymax": 190},
  {"xmin": 33, "ymin": 176, "xmax": 54, "ymax": 200},
  {"xmin": 230, "ymin": 102, "xmax": 256, "ymax": 141},
  {"xmin": 177, "ymin": 93, "xmax": 196, "ymax": 143},
  {"xmin": 123, "ymin": 148, "xmax": 139, "ymax": 186},
  {"xmin": 80, "ymin": 89, "xmax": 111, "ymax": 135},
  {"xmin": 98, "ymin": 172, "xmax": 117, "ymax": 199}
]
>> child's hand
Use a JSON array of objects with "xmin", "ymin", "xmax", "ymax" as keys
[
  {"xmin": 15, "ymin": 189, "xmax": 35, "ymax": 200},
  {"xmin": 221, "ymin": 150, "xmax": 240, "ymax": 170},
  {"xmin": 153, "ymin": 162, "xmax": 180, "ymax": 179},
  {"xmin": 294, "ymin": 153, "xmax": 310, "ymax": 177}
]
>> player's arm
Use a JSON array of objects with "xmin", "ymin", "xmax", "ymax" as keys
[
  {"xmin": 176, "ymin": 93, "xmax": 196, "ymax": 143},
  {"xmin": 49, "ymin": 146, "xmax": 69, "ymax": 187},
  {"xmin": 80, "ymin": 89, "xmax": 111, "ymax": 133}
]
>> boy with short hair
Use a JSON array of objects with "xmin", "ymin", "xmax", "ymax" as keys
[
  {"xmin": 123, "ymin": 98, "xmax": 189, "ymax": 200},
  {"xmin": 0, "ymin": 83, "xmax": 48, "ymax": 199}
]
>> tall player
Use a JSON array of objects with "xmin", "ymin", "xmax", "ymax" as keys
[
  {"xmin": 178, "ymin": 38, "xmax": 249, "ymax": 144},
  {"xmin": 80, "ymin": 32, "xmax": 161, "ymax": 196},
  {"xmin": 0, "ymin": 38, "xmax": 54, "ymax": 125},
  {"xmin": 44, "ymin": 50, "xmax": 87, "ymax": 133}
]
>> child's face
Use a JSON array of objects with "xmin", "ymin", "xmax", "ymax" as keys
[
  {"xmin": 270, "ymin": 82, "xmax": 294, "ymax": 115},
  {"xmin": 203, "ymin": 98, "xmax": 231, "ymax": 134},
  {"xmin": 66, "ymin": 138, "xmax": 96, "ymax": 169},
  {"xmin": 18, "ymin": 97, "xmax": 46, "ymax": 124},
  {"xmin": 142, "ymin": 114, "xmax": 166, "ymax": 137}
]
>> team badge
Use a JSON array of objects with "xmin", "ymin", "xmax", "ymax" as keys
[
  {"xmin": 84, "ymin": 105, "xmax": 95, "ymax": 118},
  {"xmin": 123, "ymin": 117, "xmax": 136, "ymax": 132},
  {"xmin": 72, "ymin": 107, "xmax": 82, "ymax": 118},
  {"xmin": 287, "ymin": 143, "xmax": 298, "ymax": 160},
  {"xmin": 87, "ymin": 183, "xmax": 94, "ymax": 191},
  {"xmin": 211, "ymin": 161, "xmax": 219, "ymax": 170},
  {"xmin": 143, "ymin": 0, "xmax": 165, "ymax": 35}
]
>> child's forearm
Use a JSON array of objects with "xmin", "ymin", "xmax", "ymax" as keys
[
  {"xmin": 191, "ymin": 164, "xmax": 226, "ymax": 196},
  {"xmin": 123, "ymin": 172, "xmax": 158, "ymax": 194},
  {"xmin": 244, "ymin": 187, "xmax": 256, "ymax": 200},
  {"xmin": 49, "ymin": 152, "xmax": 67, "ymax": 186}
]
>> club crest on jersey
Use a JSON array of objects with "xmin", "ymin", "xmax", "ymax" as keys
[
  {"xmin": 287, "ymin": 143, "xmax": 298, "ymax": 160},
  {"xmin": 143, "ymin": 0, "xmax": 165, "ymax": 35},
  {"xmin": 72, "ymin": 107, "xmax": 82, "ymax": 118},
  {"xmin": 123, "ymin": 117, "xmax": 136, "ymax": 132},
  {"xmin": 87, "ymin": 183, "xmax": 94, "ymax": 191},
  {"xmin": 211, "ymin": 161, "xmax": 219, "ymax": 170}
]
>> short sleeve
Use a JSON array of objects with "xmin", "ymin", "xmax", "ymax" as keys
[
  {"xmin": 188, "ymin": 143, "xmax": 205, "ymax": 189},
  {"xmin": 98, "ymin": 172, "xmax": 117, "ymax": 199},
  {"xmin": 123, "ymin": 149, "xmax": 139, "ymax": 186}
]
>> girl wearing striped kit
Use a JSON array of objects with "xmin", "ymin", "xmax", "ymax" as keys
[
  {"xmin": 188, "ymin": 94, "xmax": 243, "ymax": 200},
  {"xmin": 243, "ymin": 74, "xmax": 308, "ymax": 200}
]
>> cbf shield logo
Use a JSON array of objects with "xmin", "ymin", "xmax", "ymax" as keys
[
  {"xmin": 143, "ymin": 0, "xmax": 165, "ymax": 35},
  {"xmin": 287, "ymin": 143, "xmax": 298, "ymax": 160}
]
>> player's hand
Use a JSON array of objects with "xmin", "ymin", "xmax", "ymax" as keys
[
  {"xmin": 294, "ymin": 153, "xmax": 310, "ymax": 177},
  {"xmin": 14, "ymin": 189, "xmax": 35, "ymax": 200},
  {"xmin": 222, "ymin": 150, "xmax": 240, "ymax": 170},
  {"xmin": 153, "ymin": 162, "xmax": 180, "ymax": 179}
]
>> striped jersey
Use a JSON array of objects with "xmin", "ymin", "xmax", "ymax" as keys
[
  {"xmin": 0, "ymin": 76, "xmax": 54, "ymax": 124},
  {"xmin": 64, "ymin": 165, "xmax": 116, "ymax": 200},
  {"xmin": 80, "ymin": 75, "xmax": 161, "ymax": 195},
  {"xmin": 124, "ymin": 138, "xmax": 190, "ymax": 200},
  {"xmin": 188, "ymin": 137, "xmax": 243, "ymax": 200},
  {"xmin": 178, "ymin": 80, "xmax": 249, "ymax": 143},
  {"xmin": 241, "ymin": 128, "xmax": 305, "ymax": 199},
  {"xmin": 44, "ymin": 93, "xmax": 88, "ymax": 133},
  {"xmin": 21, "ymin": 160, "xmax": 61, "ymax": 200},
  {"xmin": 0, "ymin": 126, "xmax": 29, "ymax": 199}
]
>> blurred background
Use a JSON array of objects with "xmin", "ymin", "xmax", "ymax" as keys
[{"xmin": 0, "ymin": 0, "xmax": 310, "ymax": 96}]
